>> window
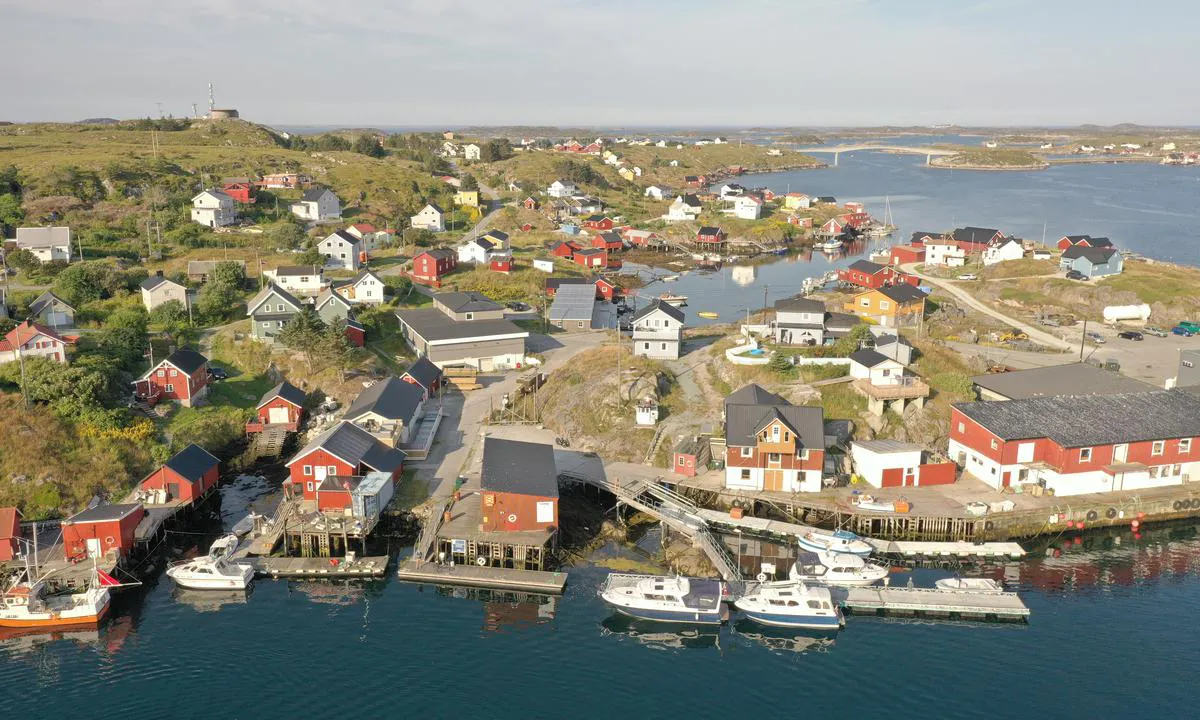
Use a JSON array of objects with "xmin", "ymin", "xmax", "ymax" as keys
[
  {"xmin": 306, "ymin": 482, "xmax": 314, "ymax": 492},
  {"xmin": 1173, "ymin": 464, "xmax": 1182, "ymax": 476},
  {"xmin": 1152, "ymin": 441, "xmax": 1165, "ymax": 456},
  {"xmin": 277, "ymin": 304, "xmax": 285, "ymax": 313},
  {"xmin": 768, "ymin": 453, "xmax": 781, "ymax": 463},
  {"xmin": 678, "ymin": 457, "xmax": 685, "ymax": 466},
  {"xmin": 1079, "ymin": 447, "xmax": 1092, "ymax": 462},
  {"xmin": 302, "ymin": 465, "xmax": 312, "ymax": 476},
  {"xmin": 772, "ymin": 425, "xmax": 780, "ymax": 441},
  {"xmin": 169, "ymin": 368, "xmax": 177, "ymax": 376},
  {"xmin": 157, "ymin": 370, "xmax": 165, "ymax": 377},
  {"xmin": 740, "ymin": 469, "xmax": 751, "ymax": 480},
  {"xmin": 740, "ymin": 447, "xmax": 753, "ymax": 458},
  {"xmin": 784, "ymin": 431, "xmax": 790, "ymax": 442},
  {"xmin": 164, "ymin": 384, "xmax": 174, "ymax": 393},
  {"xmin": 536, "ymin": 501, "xmax": 554, "ymax": 523},
  {"xmin": 1150, "ymin": 466, "xmax": 1159, "ymax": 479},
  {"xmin": 1184, "ymin": 360, "xmax": 1195, "ymax": 369},
  {"xmin": 990, "ymin": 439, "xmax": 999, "ymax": 450},
  {"xmin": 860, "ymin": 298, "xmax": 870, "ymax": 307},
  {"xmin": 301, "ymin": 276, "xmax": 309, "ymax": 283},
  {"xmin": 327, "ymin": 465, "xmax": 337, "ymax": 475},
  {"xmin": 799, "ymin": 449, "xmax": 809, "ymax": 460},
  {"xmin": 465, "ymin": 313, "xmax": 474, "ymax": 321},
  {"xmin": 957, "ymin": 422, "xmax": 965, "ymax": 433},
  {"xmin": 643, "ymin": 342, "xmax": 650, "ymax": 350},
  {"xmin": 880, "ymin": 301, "xmax": 890, "ymax": 311},
  {"xmin": 661, "ymin": 343, "xmax": 667, "ymax": 350},
  {"xmin": 578, "ymin": 321, "xmax": 585, "ymax": 328},
  {"xmin": 1181, "ymin": 439, "xmax": 1192, "ymax": 453},
  {"xmin": 262, "ymin": 322, "xmax": 270, "ymax": 328}
]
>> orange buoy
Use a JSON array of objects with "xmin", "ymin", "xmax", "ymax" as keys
[
  {"xmin": 1137, "ymin": 512, "xmax": 1146, "ymax": 520},
  {"xmin": 1131, "ymin": 519, "xmax": 1141, "ymax": 530}
]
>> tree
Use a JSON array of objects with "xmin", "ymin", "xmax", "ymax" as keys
[
  {"xmin": 353, "ymin": 134, "xmax": 385, "ymax": 158},
  {"xmin": 211, "ymin": 261, "xmax": 246, "ymax": 288},
  {"xmin": 265, "ymin": 221, "xmax": 305, "ymax": 250},
  {"xmin": 295, "ymin": 246, "xmax": 325, "ymax": 266},
  {"xmin": 276, "ymin": 308, "xmax": 351, "ymax": 373},
  {"xmin": 195, "ymin": 280, "xmax": 241, "ymax": 322},
  {"xmin": 107, "ymin": 306, "xmax": 149, "ymax": 333},
  {"xmin": 0, "ymin": 193, "xmax": 23, "ymax": 230},
  {"xmin": 3, "ymin": 248, "xmax": 39, "ymax": 275},
  {"xmin": 97, "ymin": 326, "xmax": 148, "ymax": 369},
  {"xmin": 460, "ymin": 173, "xmax": 479, "ymax": 191},
  {"xmin": 52, "ymin": 263, "xmax": 105, "ymax": 306},
  {"xmin": 402, "ymin": 227, "xmax": 434, "ymax": 249},
  {"xmin": 150, "ymin": 299, "xmax": 188, "ymax": 327}
]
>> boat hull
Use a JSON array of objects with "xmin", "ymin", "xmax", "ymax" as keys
[
  {"xmin": 0, "ymin": 597, "xmax": 109, "ymax": 629},
  {"xmin": 797, "ymin": 537, "xmax": 871, "ymax": 557},
  {"xmin": 736, "ymin": 608, "xmax": 842, "ymax": 630},
  {"xmin": 790, "ymin": 573, "xmax": 881, "ymax": 588},
  {"xmin": 166, "ymin": 566, "xmax": 254, "ymax": 591},
  {"xmin": 609, "ymin": 604, "xmax": 725, "ymax": 625}
]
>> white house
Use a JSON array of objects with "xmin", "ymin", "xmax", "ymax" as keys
[
  {"xmin": 983, "ymin": 238, "xmax": 1025, "ymax": 266},
  {"xmin": 14, "ymin": 227, "xmax": 73, "ymax": 263},
  {"xmin": 849, "ymin": 349, "xmax": 907, "ymax": 385},
  {"xmin": 728, "ymin": 195, "xmax": 762, "ymax": 220},
  {"xmin": 190, "ymin": 190, "xmax": 238, "ymax": 228},
  {"xmin": 532, "ymin": 259, "xmax": 555, "ymax": 273},
  {"xmin": 632, "ymin": 301, "xmax": 685, "ymax": 360},
  {"xmin": 334, "ymin": 269, "xmax": 385, "ymax": 305},
  {"xmin": 924, "ymin": 241, "xmax": 966, "ymax": 267},
  {"xmin": 290, "ymin": 187, "xmax": 341, "ymax": 222},
  {"xmin": 0, "ymin": 321, "xmax": 70, "ymax": 366},
  {"xmin": 850, "ymin": 440, "xmax": 926, "ymax": 489},
  {"xmin": 410, "ymin": 203, "xmax": 445, "ymax": 232},
  {"xmin": 719, "ymin": 184, "xmax": 745, "ymax": 198},
  {"xmin": 262, "ymin": 265, "xmax": 327, "ymax": 296},
  {"xmin": 463, "ymin": 143, "xmax": 482, "ymax": 161},
  {"xmin": 665, "ymin": 194, "xmax": 702, "ymax": 222},
  {"xmin": 441, "ymin": 141, "xmax": 459, "ymax": 157},
  {"xmin": 317, "ymin": 230, "xmax": 362, "ymax": 271},
  {"xmin": 547, "ymin": 180, "xmax": 578, "ymax": 198},
  {"xmin": 456, "ymin": 237, "xmax": 501, "ymax": 265}
]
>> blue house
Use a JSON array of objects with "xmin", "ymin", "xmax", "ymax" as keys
[{"xmin": 1060, "ymin": 246, "xmax": 1123, "ymax": 279}]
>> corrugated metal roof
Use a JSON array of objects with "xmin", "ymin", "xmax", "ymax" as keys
[
  {"xmin": 971, "ymin": 363, "xmax": 1153, "ymax": 401},
  {"xmin": 548, "ymin": 283, "xmax": 595, "ymax": 323}
]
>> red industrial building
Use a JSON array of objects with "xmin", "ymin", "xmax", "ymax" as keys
[
  {"xmin": 549, "ymin": 241, "xmax": 579, "ymax": 259},
  {"xmin": 410, "ymin": 248, "xmax": 457, "ymax": 287},
  {"xmin": 61, "ymin": 504, "xmax": 145, "ymax": 561},
  {"xmin": 285, "ymin": 421, "xmax": 406, "ymax": 504},
  {"xmin": 572, "ymin": 247, "xmax": 608, "ymax": 269},
  {"xmin": 138, "ymin": 444, "xmax": 220, "ymax": 504},
  {"xmin": 133, "ymin": 348, "xmax": 210, "ymax": 407},
  {"xmin": 0, "ymin": 507, "xmax": 21, "ymax": 561},
  {"xmin": 591, "ymin": 231, "xmax": 624, "ymax": 251},
  {"xmin": 696, "ymin": 226, "xmax": 725, "ymax": 246},
  {"xmin": 479, "ymin": 438, "xmax": 559, "ymax": 533},
  {"xmin": 889, "ymin": 244, "xmax": 926, "ymax": 266},
  {"xmin": 248, "ymin": 381, "xmax": 307, "ymax": 433},
  {"xmin": 221, "ymin": 178, "xmax": 255, "ymax": 204},
  {"xmin": 582, "ymin": 215, "xmax": 615, "ymax": 231}
]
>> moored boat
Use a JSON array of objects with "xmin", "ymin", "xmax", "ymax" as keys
[
  {"xmin": 659, "ymin": 293, "xmax": 688, "ymax": 307},
  {"xmin": 599, "ymin": 573, "xmax": 727, "ymax": 625},
  {"xmin": 0, "ymin": 582, "xmax": 110, "ymax": 629},
  {"xmin": 166, "ymin": 534, "xmax": 254, "ymax": 591},
  {"xmin": 789, "ymin": 551, "xmax": 889, "ymax": 587},
  {"xmin": 697, "ymin": 311, "xmax": 719, "ymax": 319},
  {"xmin": 797, "ymin": 529, "xmax": 873, "ymax": 557},
  {"xmin": 814, "ymin": 239, "xmax": 843, "ymax": 251},
  {"xmin": 734, "ymin": 581, "xmax": 843, "ymax": 629},
  {"xmin": 935, "ymin": 577, "xmax": 1004, "ymax": 593}
]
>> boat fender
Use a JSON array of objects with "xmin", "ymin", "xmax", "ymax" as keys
[
  {"xmin": 475, "ymin": 556, "xmax": 488, "ymax": 567},
  {"xmin": 1173, "ymin": 500, "xmax": 1185, "ymax": 511},
  {"xmin": 1086, "ymin": 510, "xmax": 1098, "ymax": 522},
  {"xmin": 1106, "ymin": 508, "xmax": 1118, "ymax": 519},
  {"xmin": 756, "ymin": 572, "xmax": 767, "ymax": 582},
  {"xmin": 984, "ymin": 521, "xmax": 994, "ymax": 531}
]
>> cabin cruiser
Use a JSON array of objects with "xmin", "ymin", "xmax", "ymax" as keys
[
  {"xmin": 797, "ymin": 529, "xmax": 874, "ymax": 557},
  {"xmin": 734, "ymin": 581, "xmax": 843, "ymax": 629},
  {"xmin": 166, "ymin": 534, "xmax": 254, "ymax": 591},
  {"xmin": 935, "ymin": 577, "xmax": 1004, "ymax": 593},
  {"xmin": 789, "ymin": 551, "xmax": 888, "ymax": 587},
  {"xmin": 599, "ymin": 574, "xmax": 726, "ymax": 624}
]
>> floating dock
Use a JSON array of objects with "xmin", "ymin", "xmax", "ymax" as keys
[
  {"xmin": 248, "ymin": 555, "xmax": 389, "ymax": 579},
  {"xmin": 838, "ymin": 585, "xmax": 1030, "ymax": 621},
  {"xmin": 396, "ymin": 559, "xmax": 568, "ymax": 594}
]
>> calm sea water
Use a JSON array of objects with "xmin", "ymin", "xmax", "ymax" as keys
[{"xmin": 7, "ymin": 149, "xmax": 1200, "ymax": 718}]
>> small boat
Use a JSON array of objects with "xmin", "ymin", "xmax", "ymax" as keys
[
  {"xmin": 852, "ymin": 494, "xmax": 908, "ymax": 513},
  {"xmin": 935, "ymin": 577, "xmax": 1005, "ymax": 593},
  {"xmin": 661, "ymin": 274, "xmax": 680, "ymax": 282},
  {"xmin": 734, "ymin": 581, "xmax": 843, "ymax": 629},
  {"xmin": 0, "ymin": 581, "xmax": 111, "ymax": 629},
  {"xmin": 659, "ymin": 293, "xmax": 688, "ymax": 307},
  {"xmin": 166, "ymin": 534, "xmax": 254, "ymax": 591},
  {"xmin": 697, "ymin": 311, "xmax": 719, "ymax": 319},
  {"xmin": 797, "ymin": 529, "xmax": 873, "ymax": 557},
  {"xmin": 789, "ymin": 551, "xmax": 888, "ymax": 587},
  {"xmin": 599, "ymin": 574, "xmax": 727, "ymax": 625},
  {"xmin": 230, "ymin": 512, "xmax": 262, "ymax": 537},
  {"xmin": 814, "ymin": 239, "xmax": 843, "ymax": 251}
]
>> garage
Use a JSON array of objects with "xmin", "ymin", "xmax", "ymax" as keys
[{"xmin": 268, "ymin": 406, "xmax": 291, "ymax": 424}]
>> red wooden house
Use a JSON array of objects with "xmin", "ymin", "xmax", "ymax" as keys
[
  {"xmin": 61, "ymin": 504, "xmax": 145, "ymax": 561},
  {"xmin": 344, "ymin": 317, "xmax": 366, "ymax": 347},
  {"xmin": 1057, "ymin": 234, "xmax": 1114, "ymax": 251},
  {"xmin": 572, "ymin": 247, "xmax": 608, "ymax": 269},
  {"xmin": 139, "ymin": 444, "xmax": 220, "ymax": 504},
  {"xmin": 582, "ymin": 215, "xmax": 615, "ymax": 231},
  {"xmin": 820, "ymin": 218, "xmax": 845, "ymax": 236},
  {"xmin": 594, "ymin": 277, "xmax": 618, "ymax": 302},
  {"xmin": 672, "ymin": 436, "xmax": 710, "ymax": 478},
  {"xmin": 401, "ymin": 357, "xmax": 442, "ymax": 399},
  {"xmin": 950, "ymin": 227, "xmax": 1004, "ymax": 254},
  {"xmin": 696, "ymin": 226, "xmax": 725, "ymax": 246},
  {"xmin": 722, "ymin": 384, "xmax": 825, "ymax": 493},
  {"xmin": 762, "ymin": 189, "xmax": 777, "ymax": 201},
  {"xmin": 0, "ymin": 507, "xmax": 20, "ymax": 561},
  {"xmin": 841, "ymin": 211, "xmax": 871, "ymax": 229},
  {"xmin": 523, "ymin": 197, "xmax": 539, "ymax": 210},
  {"xmin": 221, "ymin": 178, "xmax": 255, "ymax": 204},
  {"xmin": 478, "ymin": 438, "xmax": 559, "ymax": 533},
  {"xmin": 285, "ymin": 421, "xmax": 406, "ymax": 506},
  {"xmin": 133, "ymin": 348, "xmax": 210, "ymax": 408},
  {"xmin": 549, "ymin": 240, "xmax": 578, "ymax": 259},
  {"xmin": 248, "ymin": 381, "xmax": 306, "ymax": 433},
  {"xmin": 787, "ymin": 215, "xmax": 813, "ymax": 228},
  {"xmin": 411, "ymin": 248, "xmax": 457, "ymax": 287},
  {"xmin": 684, "ymin": 175, "xmax": 705, "ymax": 188},
  {"xmin": 837, "ymin": 260, "xmax": 919, "ymax": 290},
  {"xmin": 592, "ymin": 231, "xmax": 624, "ymax": 251},
  {"xmin": 844, "ymin": 201, "xmax": 865, "ymax": 214},
  {"xmin": 490, "ymin": 256, "xmax": 513, "ymax": 273},
  {"xmin": 581, "ymin": 142, "xmax": 603, "ymax": 154},
  {"xmin": 625, "ymin": 229, "xmax": 659, "ymax": 247}
]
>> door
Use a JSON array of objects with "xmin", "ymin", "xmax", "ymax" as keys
[
  {"xmin": 764, "ymin": 469, "xmax": 784, "ymax": 492},
  {"xmin": 86, "ymin": 538, "xmax": 102, "ymax": 559},
  {"xmin": 314, "ymin": 465, "xmax": 328, "ymax": 482},
  {"xmin": 167, "ymin": 482, "xmax": 180, "ymax": 500},
  {"xmin": 268, "ymin": 406, "xmax": 290, "ymax": 424},
  {"xmin": 479, "ymin": 357, "xmax": 495, "ymax": 372},
  {"xmin": 1113, "ymin": 444, "xmax": 1129, "ymax": 463}
]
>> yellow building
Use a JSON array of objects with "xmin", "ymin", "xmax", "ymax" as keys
[
  {"xmin": 453, "ymin": 190, "xmax": 480, "ymax": 208},
  {"xmin": 844, "ymin": 284, "xmax": 927, "ymax": 327}
]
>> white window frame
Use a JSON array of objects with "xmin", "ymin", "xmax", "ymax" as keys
[
  {"xmin": 740, "ymin": 447, "xmax": 753, "ymax": 458},
  {"xmin": 1180, "ymin": 438, "xmax": 1192, "ymax": 454},
  {"xmin": 1152, "ymin": 440, "xmax": 1165, "ymax": 456},
  {"xmin": 1079, "ymin": 447, "xmax": 1092, "ymax": 463},
  {"xmin": 327, "ymin": 465, "xmax": 337, "ymax": 476},
  {"xmin": 303, "ymin": 465, "xmax": 312, "ymax": 476}
]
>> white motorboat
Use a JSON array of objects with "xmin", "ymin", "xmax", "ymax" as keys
[
  {"xmin": 852, "ymin": 494, "xmax": 907, "ymax": 513},
  {"xmin": 734, "ymin": 581, "xmax": 843, "ymax": 630},
  {"xmin": 814, "ymin": 239, "xmax": 843, "ymax": 251},
  {"xmin": 798, "ymin": 529, "xmax": 873, "ymax": 557},
  {"xmin": 166, "ymin": 534, "xmax": 254, "ymax": 591},
  {"xmin": 935, "ymin": 577, "xmax": 1004, "ymax": 593},
  {"xmin": 789, "ymin": 551, "xmax": 889, "ymax": 587},
  {"xmin": 599, "ymin": 574, "xmax": 727, "ymax": 625}
]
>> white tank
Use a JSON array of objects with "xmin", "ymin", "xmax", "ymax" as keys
[{"xmin": 1103, "ymin": 304, "xmax": 1151, "ymax": 323}]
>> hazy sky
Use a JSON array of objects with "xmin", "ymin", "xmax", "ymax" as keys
[{"xmin": 2, "ymin": 0, "xmax": 1195, "ymax": 127}]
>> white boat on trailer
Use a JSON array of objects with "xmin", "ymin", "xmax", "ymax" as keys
[
  {"xmin": 166, "ymin": 534, "xmax": 254, "ymax": 591},
  {"xmin": 797, "ymin": 529, "xmax": 873, "ymax": 557},
  {"xmin": 734, "ymin": 581, "xmax": 843, "ymax": 630},
  {"xmin": 599, "ymin": 574, "xmax": 727, "ymax": 625},
  {"xmin": 789, "ymin": 551, "xmax": 889, "ymax": 587}
]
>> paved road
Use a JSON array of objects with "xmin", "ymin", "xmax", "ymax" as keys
[{"xmin": 902, "ymin": 263, "xmax": 1073, "ymax": 351}]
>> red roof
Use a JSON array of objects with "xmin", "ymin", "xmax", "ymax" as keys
[
  {"xmin": 351, "ymin": 223, "xmax": 377, "ymax": 234},
  {"xmin": 0, "ymin": 321, "xmax": 67, "ymax": 353}
]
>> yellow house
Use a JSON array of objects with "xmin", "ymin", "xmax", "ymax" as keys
[
  {"xmin": 453, "ymin": 190, "xmax": 480, "ymax": 208},
  {"xmin": 844, "ymin": 284, "xmax": 927, "ymax": 327},
  {"xmin": 782, "ymin": 193, "xmax": 810, "ymax": 210},
  {"xmin": 618, "ymin": 167, "xmax": 635, "ymax": 181}
]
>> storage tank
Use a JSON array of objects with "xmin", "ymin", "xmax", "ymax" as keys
[{"xmin": 1103, "ymin": 304, "xmax": 1151, "ymax": 323}]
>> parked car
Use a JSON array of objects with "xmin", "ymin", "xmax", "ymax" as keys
[
  {"xmin": 1178, "ymin": 321, "xmax": 1200, "ymax": 333},
  {"xmin": 1172, "ymin": 326, "xmax": 1195, "ymax": 337},
  {"xmin": 207, "ymin": 366, "xmax": 229, "ymax": 381},
  {"xmin": 957, "ymin": 273, "xmax": 978, "ymax": 281},
  {"xmin": 1038, "ymin": 317, "xmax": 1060, "ymax": 327},
  {"xmin": 1144, "ymin": 326, "xmax": 1169, "ymax": 337},
  {"xmin": 1117, "ymin": 331, "xmax": 1144, "ymax": 341},
  {"xmin": 1085, "ymin": 331, "xmax": 1106, "ymax": 344},
  {"xmin": 1065, "ymin": 270, "xmax": 1086, "ymax": 281}
]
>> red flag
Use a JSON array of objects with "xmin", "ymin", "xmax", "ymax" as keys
[{"xmin": 97, "ymin": 570, "xmax": 120, "ymax": 587}]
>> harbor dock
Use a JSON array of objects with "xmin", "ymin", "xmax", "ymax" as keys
[
  {"xmin": 396, "ymin": 559, "xmax": 568, "ymax": 594},
  {"xmin": 837, "ymin": 585, "xmax": 1031, "ymax": 621},
  {"xmin": 247, "ymin": 555, "xmax": 389, "ymax": 579}
]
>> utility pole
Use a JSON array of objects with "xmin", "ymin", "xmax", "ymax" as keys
[
  {"xmin": 1080, "ymin": 318, "xmax": 1087, "ymax": 361},
  {"xmin": 15, "ymin": 320, "xmax": 29, "ymax": 409},
  {"xmin": 761, "ymin": 283, "xmax": 769, "ymax": 324}
]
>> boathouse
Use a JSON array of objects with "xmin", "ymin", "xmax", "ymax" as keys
[
  {"xmin": 401, "ymin": 356, "xmax": 443, "ymax": 399},
  {"xmin": 61, "ymin": 504, "xmax": 146, "ymax": 561},
  {"xmin": 138, "ymin": 444, "xmax": 220, "ymax": 504},
  {"xmin": 0, "ymin": 507, "xmax": 21, "ymax": 561},
  {"xmin": 249, "ymin": 380, "xmax": 307, "ymax": 432},
  {"xmin": 285, "ymin": 421, "xmax": 406, "ymax": 501},
  {"xmin": 479, "ymin": 438, "xmax": 559, "ymax": 534}
]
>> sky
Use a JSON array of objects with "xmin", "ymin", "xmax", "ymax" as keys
[{"xmin": 2, "ymin": 0, "xmax": 1196, "ymax": 128}]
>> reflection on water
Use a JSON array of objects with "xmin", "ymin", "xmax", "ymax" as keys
[
  {"xmin": 429, "ymin": 585, "xmax": 558, "ymax": 633},
  {"xmin": 731, "ymin": 619, "xmax": 836, "ymax": 654},
  {"xmin": 172, "ymin": 586, "xmax": 253, "ymax": 613},
  {"xmin": 600, "ymin": 614, "xmax": 722, "ymax": 650}
]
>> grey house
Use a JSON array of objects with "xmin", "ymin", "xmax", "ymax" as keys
[
  {"xmin": 314, "ymin": 288, "xmax": 353, "ymax": 326},
  {"xmin": 632, "ymin": 300, "xmax": 685, "ymax": 360},
  {"xmin": 432, "ymin": 291, "xmax": 506, "ymax": 321},
  {"xmin": 872, "ymin": 333, "xmax": 914, "ymax": 365},
  {"xmin": 396, "ymin": 291, "xmax": 528, "ymax": 370},
  {"xmin": 29, "ymin": 291, "xmax": 75, "ymax": 329},
  {"xmin": 1061, "ymin": 246, "xmax": 1124, "ymax": 279},
  {"xmin": 343, "ymin": 377, "xmax": 426, "ymax": 446},
  {"xmin": 247, "ymin": 284, "xmax": 304, "ymax": 342},
  {"xmin": 772, "ymin": 296, "xmax": 826, "ymax": 345},
  {"xmin": 140, "ymin": 272, "xmax": 191, "ymax": 312}
]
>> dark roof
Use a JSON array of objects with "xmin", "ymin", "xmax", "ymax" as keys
[
  {"xmin": 67, "ymin": 503, "xmax": 143, "ymax": 524},
  {"xmin": 273, "ymin": 265, "xmax": 322, "ymax": 276},
  {"xmin": 1062, "ymin": 246, "xmax": 1118, "ymax": 264},
  {"xmin": 301, "ymin": 186, "xmax": 334, "ymax": 202},
  {"xmin": 139, "ymin": 275, "xmax": 179, "ymax": 291},
  {"xmin": 846, "ymin": 259, "xmax": 886, "ymax": 274},
  {"xmin": 420, "ymin": 248, "xmax": 456, "ymax": 260},
  {"xmin": 248, "ymin": 283, "xmax": 303, "ymax": 316},
  {"xmin": 435, "ymin": 291, "xmax": 504, "ymax": 313},
  {"xmin": 597, "ymin": 230, "xmax": 623, "ymax": 243},
  {"xmin": 950, "ymin": 226, "xmax": 1001, "ymax": 243},
  {"xmin": 258, "ymin": 381, "xmax": 306, "ymax": 409},
  {"xmin": 697, "ymin": 226, "xmax": 722, "ymax": 236},
  {"xmin": 163, "ymin": 348, "xmax": 208, "ymax": 375},
  {"xmin": 824, "ymin": 312, "xmax": 860, "ymax": 330},
  {"xmin": 344, "ymin": 377, "xmax": 424, "ymax": 423},
  {"xmin": 911, "ymin": 231, "xmax": 942, "ymax": 242},
  {"xmin": 584, "ymin": 214, "xmax": 607, "ymax": 222},
  {"xmin": 681, "ymin": 193, "xmax": 702, "ymax": 206},
  {"xmin": 545, "ymin": 277, "xmax": 591, "ymax": 290},
  {"xmin": 480, "ymin": 438, "xmax": 559, "ymax": 498},
  {"xmin": 724, "ymin": 384, "xmax": 824, "ymax": 449},
  {"xmin": 815, "ymin": 196, "xmax": 836, "ymax": 203},
  {"xmin": 290, "ymin": 421, "xmax": 406, "ymax": 472},
  {"xmin": 422, "ymin": 201, "xmax": 444, "ymax": 213},
  {"xmin": 774, "ymin": 296, "xmax": 825, "ymax": 314},
  {"xmin": 483, "ymin": 229, "xmax": 509, "ymax": 242},
  {"xmin": 955, "ymin": 389, "xmax": 1200, "ymax": 447},
  {"xmin": 163, "ymin": 443, "xmax": 220, "ymax": 482},
  {"xmin": 326, "ymin": 229, "xmax": 360, "ymax": 246},
  {"xmin": 402, "ymin": 357, "xmax": 441, "ymax": 391},
  {"xmin": 1062, "ymin": 234, "xmax": 1113, "ymax": 248},
  {"xmin": 874, "ymin": 333, "xmax": 911, "ymax": 348},
  {"xmin": 970, "ymin": 363, "xmax": 1154, "ymax": 401},
  {"xmin": 396, "ymin": 308, "xmax": 528, "ymax": 343},
  {"xmin": 877, "ymin": 284, "xmax": 928, "ymax": 303},
  {"xmin": 632, "ymin": 299, "xmax": 685, "ymax": 324},
  {"xmin": 849, "ymin": 349, "xmax": 894, "ymax": 368},
  {"xmin": 30, "ymin": 291, "xmax": 72, "ymax": 314},
  {"xmin": 573, "ymin": 247, "xmax": 605, "ymax": 257}
]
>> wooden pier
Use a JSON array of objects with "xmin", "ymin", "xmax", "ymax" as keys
[
  {"xmin": 396, "ymin": 559, "xmax": 568, "ymax": 594},
  {"xmin": 248, "ymin": 555, "xmax": 389, "ymax": 579},
  {"xmin": 837, "ymin": 585, "xmax": 1030, "ymax": 621}
]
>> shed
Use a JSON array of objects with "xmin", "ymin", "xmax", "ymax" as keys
[
  {"xmin": 61, "ymin": 503, "xmax": 145, "ymax": 561},
  {"xmin": 251, "ymin": 381, "xmax": 307, "ymax": 431},
  {"xmin": 479, "ymin": 438, "xmax": 559, "ymax": 533},
  {"xmin": 548, "ymin": 283, "xmax": 595, "ymax": 331},
  {"xmin": 139, "ymin": 444, "xmax": 220, "ymax": 504},
  {"xmin": 350, "ymin": 471, "xmax": 396, "ymax": 522}
]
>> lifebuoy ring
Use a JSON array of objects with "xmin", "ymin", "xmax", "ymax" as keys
[
  {"xmin": 1106, "ymin": 508, "xmax": 1117, "ymax": 519},
  {"xmin": 1086, "ymin": 510, "xmax": 1098, "ymax": 522},
  {"xmin": 756, "ymin": 572, "xmax": 767, "ymax": 582},
  {"xmin": 507, "ymin": 514, "xmax": 517, "ymax": 524},
  {"xmin": 1173, "ymin": 500, "xmax": 1185, "ymax": 511},
  {"xmin": 475, "ymin": 556, "xmax": 487, "ymax": 567},
  {"xmin": 105, "ymin": 536, "xmax": 115, "ymax": 545}
]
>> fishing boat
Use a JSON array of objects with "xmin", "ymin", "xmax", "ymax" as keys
[
  {"xmin": 734, "ymin": 581, "xmax": 843, "ymax": 629},
  {"xmin": 797, "ymin": 529, "xmax": 873, "ymax": 557},
  {"xmin": 166, "ymin": 534, "xmax": 254, "ymax": 591},
  {"xmin": 697, "ymin": 311, "xmax": 719, "ymax": 319},
  {"xmin": 788, "ymin": 551, "xmax": 889, "ymax": 587},
  {"xmin": 599, "ymin": 574, "xmax": 727, "ymax": 625},
  {"xmin": 935, "ymin": 577, "xmax": 1005, "ymax": 593},
  {"xmin": 0, "ymin": 580, "xmax": 111, "ymax": 629},
  {"xmin": 658, "ymin": 293, "xmax": 688, "ymax": 307},
  {"xmin": 813, "ymin": 239, "xmax": 843, "ymax": 251}
]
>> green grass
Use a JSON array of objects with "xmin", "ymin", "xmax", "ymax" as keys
[{"xmin": 392, "ymin": 469, "xmax": 430, "ymax": 511}]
